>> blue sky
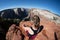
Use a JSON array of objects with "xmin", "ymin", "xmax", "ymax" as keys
[{"xmin": 0, "ymin": 0, "xmax": 60, "ymax": 15}]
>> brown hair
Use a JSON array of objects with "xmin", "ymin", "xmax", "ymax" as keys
[{"xmin": 31, "ymin": 15, "xmax": 40, "ymax": 22}]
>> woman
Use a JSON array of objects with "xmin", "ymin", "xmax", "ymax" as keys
[{"xmin": 19, "ymin": 15, "xmax": 43, "ymax": 40}]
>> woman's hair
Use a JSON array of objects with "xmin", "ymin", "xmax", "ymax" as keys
[{"xmin": 32, "ymin": 15, "xmax": 40, "ymax": 22}]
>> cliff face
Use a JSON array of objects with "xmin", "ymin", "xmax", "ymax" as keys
[
  {"xmin": 29, "ymin": 8, "xmax": 60, "ymax": 24},
  {"xmin": 0, "ymin": 8, "xmax": 60, "ymax": 40}
]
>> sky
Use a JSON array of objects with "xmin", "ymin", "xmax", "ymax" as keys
[{"xmin": 0, "ymin": 0, "xmax": 60, "ymax": 15}]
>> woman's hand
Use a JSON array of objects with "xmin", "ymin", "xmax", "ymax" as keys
[{"xmin": 24, "ymin": 36, "xmax": 29, "ymax": 40}]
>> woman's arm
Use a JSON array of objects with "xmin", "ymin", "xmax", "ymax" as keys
[{"xmin": 24, "ymin": 36, "xmax": 29, "ymax": 40}]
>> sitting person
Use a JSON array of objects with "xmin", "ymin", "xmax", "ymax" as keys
[{"xmin": 19, "ymin": 15, "xmax": 44, "ymax": 40}]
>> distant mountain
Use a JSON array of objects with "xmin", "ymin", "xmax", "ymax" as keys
[{"xmin": 0, "ymin": 8, "xmax": 28, "ymax": 19}]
